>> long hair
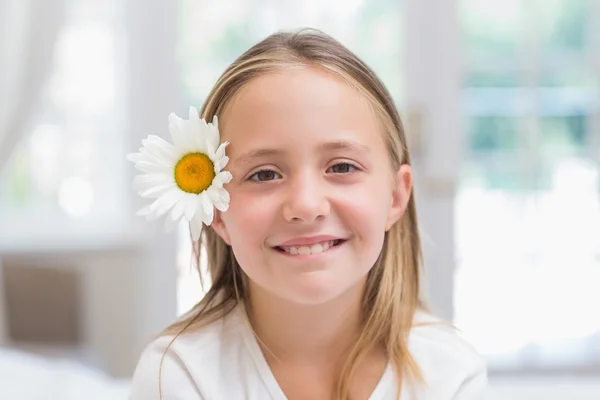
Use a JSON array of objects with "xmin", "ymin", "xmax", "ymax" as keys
[{"xmin": 160, "ymin": 29, "xmax": 425, "ymax": 399}]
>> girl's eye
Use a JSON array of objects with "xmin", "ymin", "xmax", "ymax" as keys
[
  {"xmin": 248, "ymin": 169, "xmax": 281, "ymax": 182},
  {"xmin": 327, "ymin": 162, "xmax": 358, "ymax": 174}
]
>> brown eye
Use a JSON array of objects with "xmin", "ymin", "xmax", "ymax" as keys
[
  {"xmin": 328, "ymin": 163, "xmax": 358, "ymax": 174},
  {"xmin": 249, "ymin": 170, "xmax": 281, "ymax": 182}
]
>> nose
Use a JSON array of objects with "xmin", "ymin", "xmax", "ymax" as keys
[{"xmin": 282, "ymin": 171, "xmax": 330, "ymax": 224}]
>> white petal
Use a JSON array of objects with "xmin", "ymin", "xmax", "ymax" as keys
[
  {"xmin": 215, "ymin": 201, "xmax": 229, "ymax": 212},
  {"xmin": 201, "ymin": 210, "xmax": 213, "ymax": 226},
  {"xmin": 206, "ymin": 140, "xmax": 216, "ymax": 161},
  {"xmin": 180, "ymin": 121, "xmax": 198, "ymax": 152},
  {"xmin": 128, "ymin": 152, "xmax": 153, "ymax": 164},
  {"xmin": 199, "ymin": 191, "xmax": 212, "ymax": 214},
  {"xmin": 190, "ymin": 213, "xmax": 203, "ymax": 241},
  {"xmin": 134, "ymin": 160, "xmax": 169, "ymax": 174},
  {"xmin": 211, "ymin": 187, "xmax": 230, "ymax": 211},
  {"xmin": 169, "ymin": 113, "xmax": 187, "ymax": 148},
  {"xmin": 133, "ymin": 173, "xmax": 173, "ymax": 190},
  {"xmin": 206, "ymin": 186, "xmax": 220, "ymax": 202},
  {"xmin": 138, "ymin": 202, "xmax": 167, "ymax": 221},
  {"xmin": 142, "ymin": 135, "xmax": 171, "ymax": 152},
  {"xmin": 216, "ymin": 156, "xmax": 229, "ymax": 172},
  {"xmin": 140, "ymin": 183, "xmax": 176, "ymax": 199},
  {"xmin": 140, "ymin": 142, "xmax": 171, "ymax": 161},
  {"xmin": 171, "ymin": 198, "xmax": 186, "ymax": 221},
  {"xmin": 218, "ymin": 171, "xmax": 233, "ymax": 184},
  {"xmin": 169, "ymin": 112, "xmax": 184, "ymax": 130},
  {"xmin": 169, "ymin": 123, "xmax": 185, "ymax": 150},
  {"xmin": 183, "ymin": 193, "xmax": 198, "ymax": 221},
  {"xmin": 132, "ymin": 155, "xmax": 164, "ymax": 168},
  {"xmin": 139, "ymin": 149, "xmax": 173, "ymax": 171},
  {"xmin": 211, "ymin": 175, "xmax": 223, "ymax": 189},
  {"xmin": 144, "ymin": 189, "xmax": 182, "ymax": 220},
  {"xmin": 218, "ymin": 188, "xmax": 230, "ymax": 203},
  {"xmin": 126, "ymin": 153, "xmax": 145, "ymax": 163},
  {"xmin": 192, "ymin": 134, "xmax": 208, "ymax": 154},
  {"xmin": 208, "ymin": 185, "xmax": 228, "ymax": 204},
  {"xmin": 211, "ymin": 118, "xmax": 220, "ymax": 140},
  {"xmin": 215, "ymin": 141, "xmax": 228, "ymax": 160},
  {"xmin": 199, "ymin": 192, "xmax": 214, "ymax": 225},
  {"xmin": 136, "ymin": 204, "xmax": 155, "ymax": 217},
  {"xmin": 189, "ymin": 126, "xmax": 204, "ymax": 152},
  {"xmin": 143, "ymin": 136, "xmax": 178, "ymax": 162},
  {"xmin": 205, "ymin": 124, "xmax": 219, "ymax": 154},
  {"xmin": 189, "ymin": 106, "xmax": 200, "ymax": 120},
  {"xmin": 146, "ymin": 134, "xmax": 176, "ymax": 150},
  {"xmin": 208, "ymin": 135, "xmax": 219, "ymax": 156},
  {"xmin": 213, "ymin": 198, "xmax": 229, "ymax": 212}
]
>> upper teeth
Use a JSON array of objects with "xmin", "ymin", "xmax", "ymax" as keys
[{"xmin": 281, "ymin": 240, "xmax": 337, "ymax": 256}]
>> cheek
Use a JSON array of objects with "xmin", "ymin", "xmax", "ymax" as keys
[
  {"xmin": 221, "ymin": 189, "xmax": 278, "ymax": 246},
  {"xmin": 335, "ymin": 180, "xmax": 392, "ymax": 230},
  {"xmin": 220, "ymin": 190, "xmax": 280, "ymax": 283},
  {"xmin": 333, "ymin": 180, "xmax": 391, "ymax": 263}
]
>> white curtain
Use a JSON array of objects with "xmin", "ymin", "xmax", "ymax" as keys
[
  {"xmin": 0, "ymin": 0, "xmax": 65, "ymax": 345},
  {"xmin": 0, "ymin": 0, "xmax": 65, "ymax": 172}
]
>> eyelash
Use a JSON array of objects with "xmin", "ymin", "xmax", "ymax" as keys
[
  {"xmin": 327, "ymin": 162, "xmax": 359, "ymax": 175},
  {"xmin": 248, "ymin": 169, "xmax": 281, "ymax": 183},
  {"xmin": 247, "ymin": 162, "xmax": 360, "ymax": 183}
]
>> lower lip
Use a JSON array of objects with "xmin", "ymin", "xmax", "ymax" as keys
[{"xmin": 272, "ymin": 240, "xmax": 346, "ymax": 260}]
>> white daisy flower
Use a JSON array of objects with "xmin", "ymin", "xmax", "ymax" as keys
[{"xmin": 127, "ymin": 106, "xmax": 232, "ymax": 240}]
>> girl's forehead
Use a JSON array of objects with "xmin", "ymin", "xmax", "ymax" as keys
[{"xmin": 220, "ymin": 68, "xmax": 381, "ymax": 146}]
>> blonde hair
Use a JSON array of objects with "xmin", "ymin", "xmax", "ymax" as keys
[{"xmin": 160, "ymin": 29, "xmax": 426, "ymax": 399}]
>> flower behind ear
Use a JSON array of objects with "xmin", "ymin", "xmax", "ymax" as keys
[{"xmin": 127, "ymin": 106, "xmax": 233, "ymax": 240}]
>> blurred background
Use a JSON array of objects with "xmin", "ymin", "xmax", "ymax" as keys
[{"xmin": 0, "ymin": 0, "xmax": 599, "ymax": 398}]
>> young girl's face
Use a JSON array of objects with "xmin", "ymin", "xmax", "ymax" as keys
[{"xmin": 213, "ymin": 66, "xmax": 411, "ymax": 305}]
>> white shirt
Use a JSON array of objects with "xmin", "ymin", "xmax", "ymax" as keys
[{"xmin": 131, "ymin": 306, "xmax": 487, "ymax": 399}]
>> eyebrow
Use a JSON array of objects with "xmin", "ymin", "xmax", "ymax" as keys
[
  {"xmin": 231, "ymin": 148, "xmax": 284, "ymax": 170},
  {"xmin": 231, "ymin": 140, "xmax": 371, "ymax": 169},
  {"xmin": 319, "ymin": 140, "xmax": 371, "ymax": 155}
]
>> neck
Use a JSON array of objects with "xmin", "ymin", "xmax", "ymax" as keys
[{"xmin": 246, "ymin": 280, "xmax": 366, "ymax": 365}]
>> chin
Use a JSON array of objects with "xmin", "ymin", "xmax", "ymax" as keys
[{"xmin": 276, "ymin": 276, "xmax": 363, "ymax": 306}]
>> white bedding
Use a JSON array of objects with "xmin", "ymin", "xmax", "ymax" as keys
[{"xmin": 0, "ymin": 348, "xmax": 130, "ymax": 399}]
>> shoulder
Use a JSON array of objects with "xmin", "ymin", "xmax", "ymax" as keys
[
  {"xmin": 130, "ymin": 310, "xmax": 245, "ymax": 400},
  {"xmin": 407, "ymin": 311, "xmax": 487, "ymax": 399},
  {"xmin": 409, "ymin": 311, "xmax": 485, "ymax": 370}
]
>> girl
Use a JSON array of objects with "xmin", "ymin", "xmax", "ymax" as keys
[{"xmin": 130, "ymin": 29, "xmax": 487, "ymax": 399}]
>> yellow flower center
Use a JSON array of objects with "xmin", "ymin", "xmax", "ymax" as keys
[{"xmin": 174, "ymin": 153, "xmax": 215, "ymax": 194}]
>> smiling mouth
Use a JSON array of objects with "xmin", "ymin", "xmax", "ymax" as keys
[{"xmin": 274, "ymin": 239, "xmax": 347, "ymax": 256}]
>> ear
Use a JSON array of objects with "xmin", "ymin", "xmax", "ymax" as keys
[
  {"xmin": 211, "ymin": 209, "xmax": 232, "ymax": 245},
  {"xmin": 385, "ymin": 164, "xmax": 413, "ymax": 232}
]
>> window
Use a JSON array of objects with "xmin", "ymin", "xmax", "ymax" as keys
[
  {"xmin": 0, "ymin": 0, "xmax": 126, "ymax": 246},
  {"xmin": 456, "ymin": 0, "xmax": 600, "ymax": 370}
]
